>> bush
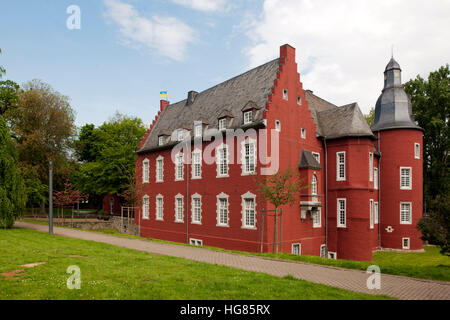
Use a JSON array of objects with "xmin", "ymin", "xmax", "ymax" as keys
[{"xmin": 0, "ymin": 115, "xmax": 26, "ymax": 228}]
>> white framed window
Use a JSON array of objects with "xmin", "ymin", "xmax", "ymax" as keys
[
  {"xmin": 283, "ymin": 89, "xmax": 288, "ymax": 100},
  {"xmin": 142, "ymin": 195, "xmax": 149, "ymax": 220},
  {"xmin": 194, "ymin": 124, "xmax": 203, "ymax": 138},
  {"xmin": 414, "ymin": 143, "xmax": 420, "ymax": 159},
  {"xmin": 311, "ymin": 175, "xmax": 318, "ymax": 201},
  {"xmin": 328, "ymin": 252, "xmax": 337, "ymax": 259},
  {"xmin": 297, "ymin": 96, "xmax": 302, "ymax": 106},
  {"xmin": 312, "ymin": 152, "xmax": 320, "ymax": 164},
  {"xmin": 156, "ymin": 156, "xmax": 164, "ymax": 182},
  {"xmin": 192, "ymin": 150, "xmax": 202, "ymax": 179},
  {"xmin": 191, "ymin": 194, "xmax": 202, "ymax": 224},
  {"xmin": 216, "ymin": 144, "xmax": 229, "ymax": 177},
  {"xmin": 216, "ymin": 193, "xmax": 229, "ymax": 227},
  {"xmin": 336, "ymin": 152, "xmax": 346, "ymax": 181},
  {"xmin": 175, "ymin": 153, "xmax": 184, "ymax": 181},
  {"xmin": 400, "ymin": 167, "xmax": 412, "ymax": 190},
  {"xmin": 241, "ymin": 192, "xmax": 257, "ymax": 229},
  {"xmin": 175, "ymin": 194, "xmax": 184, "ymax": 223},
  {"xmin": 320, "ymin": 244, "xmax": 327, "ymax": 258},
  {"xmin": 370, "ymin": 199, "xmax": 374, "ymax": 229},
  {"xmin": 374, "ymin": 167, "xmax": 378, "ymax": 190},
  {"xmin": 312, "ymin": 208, "xmax": 321, "ymax": 228},
  {"xmin": 369, "ymin": 152, "xmax": 373, "ymax": 182},
  {"xmin": 142, "ymin": 159, "xmax": 150, "ymax": 183},
  {"xmin": 337, "ymin": 198, "xmax": 346, "ymax": 228},
  {"xmin": 292, "ymin": 243, "xmax": 301, "ymax": 255},
  {"xmin": 244, "ymin": 111, "xmax": 253, "ymax": 124},
  {"xmin": 158, "ymin": 136, "xmax": 165, "ymax": 146},
  {"xmin": 190, "ymin": 238, "xmax": 203, "ymax": 246},
  {"xmin": 242, "ymin": 139, "xmax": 256, "ymax": 175},
  {"xmin": 374, "ymin": 202, "xmax": 379, "ymax": 224},
  {"xmin": 402, "ymin": 238, "xmax": 410, "ymax": 250},
  {"xmin": 400, "ymin": 202, "xmax": 412, "ymax": 224},
  {"xmin": 155, "ymin": 195, "xmax": 164, "ymax": 221},
  {"xmin": 275, "ymin": 120, "xmax": 281, "ymax": 132},
  {"xmin": 301, "ymin": 128, "xmax": 306, "ymax": 139},
  {"xmin": 218, "ymin": 118, "xmax": 227, "ymax": 131},
  {"xmin": 177, "ymin": 129, "xmax": 186, "ymax": 142}
]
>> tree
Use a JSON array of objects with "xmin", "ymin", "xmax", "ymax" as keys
[
  {"xmin": 9, "ymin": 79, "xmax": 76, "ymax": 212},
  {"xmin": 0, "ymin": 115, "xmax": 26, "ymax": 228},
  {"xmin": 254, "ymin": 167, "xmax": 308, "ymax": 253},
  {"xmin": 418, "ymin": 195, "xmax": 450, "ymax": 256},
  {"xmin": 404, "ymin": 65, "xmax": 449, "ymax": 207},
  {"xmin": 0, "ymin": 80, "xmax": 19, "ymax": 116},
  {"xmin": 364, "ymin": 107, "xmax": 375, "ymax": 127},
  {"xmin": 73, "ymin": 113, "xmax": 147, "ymax": 210},
  {"xmin": 0, "ymin": 48, "xmax": 5, "ymax": 78}
]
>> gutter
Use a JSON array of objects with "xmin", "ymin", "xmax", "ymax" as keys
[
  {"xmin": 323, "ymin": 137, "xmax": 329, "ymax": 257},
  {"xmin": 377, "ymin": 132, "xmax": 382, "ymax": 249}
]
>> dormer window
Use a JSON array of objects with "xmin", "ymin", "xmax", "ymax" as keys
[
  {"xmin": 218, "ymin": 118, "xmax": 227, "ymax": 131},
  {"xmin": 158, "ymin": 136, "xmax": 165, "ymax": 146},
  {"xmin": 244, "ymin": 111, "xmax": 253, "ymax": 125},
  {"xmin": 283, "ymin": 89, "xmax": 288, "ymax": 100},
  {"xmin": 177, "ymin": 130, "xmax": 186, "ymax": 141},
  {"xmin": 194, "ymin": 124, "xmax": 203, "ymax": 138}
]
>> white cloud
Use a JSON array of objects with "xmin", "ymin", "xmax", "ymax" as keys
[
  {"xmin": 104, "ymin": 0, "xmax": 195, "ymax": 61},
  {"xmin": 170, "ymin": 0, "xmax": 228, "ymax": 12},
  {"xmin": 243, "ymin": 0, "xmax": 450, "ymax": 113}
]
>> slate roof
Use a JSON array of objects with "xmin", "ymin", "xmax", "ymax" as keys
[
  {"xmin": 304, "ymin": 90, "xmax": 337, "ymax": 136},
  {"xmin": 316, "ymin": 103, "xmax": 374, "ymax": 140},
  {"xmin": 299, "ymin": 150, "xmax": 322, "ymax": 170},
  {"xmin": 138, "ymin": 59, "xmax": 280, "ymax": 153}
]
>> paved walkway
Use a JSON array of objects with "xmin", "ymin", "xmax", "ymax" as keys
[{"xmin": 15, "ymin": 222, "xmax": 450, "ymax": 300}]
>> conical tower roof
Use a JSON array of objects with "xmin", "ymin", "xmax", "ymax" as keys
[{"xmin": 371, "ymin": 58, "xmax": 422, "ymax": 132}]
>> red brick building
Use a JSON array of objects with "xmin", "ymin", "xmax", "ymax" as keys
[{"xmin": 135, "ymin": 44, "xmax": 423, "ymax": 261}]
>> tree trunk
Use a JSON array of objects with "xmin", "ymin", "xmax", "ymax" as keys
[
  {"xmin": 40, "ymin": 201, "xmax": 46, "ymax": 215},
  {"xmin": 273, "ymin": 207, "xmax": 278, "ymax": 254}
]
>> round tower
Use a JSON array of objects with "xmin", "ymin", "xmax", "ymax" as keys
[{"xmin": 372, "ymin": 57, "xmax": 424, "ymax": 251}]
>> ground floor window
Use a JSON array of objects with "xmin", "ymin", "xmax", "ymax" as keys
[
  {"xmin": 328, "ymin": 252, "xmax": 337, "ymax": 259},
  {"xmin": 402, "ymin": 238, "xmax": 410, "ymax": 249},
  {"xmin": 175, "ymin": 195, "xmax": 184, "ymax": 222},
  {"xmin": 320, "ymin": 245, "xmax": 327, "ymax": 258},
  {"xmin": 156, "ymin": 195, "xmax": 163, "ymax": 221},
  {"xmin": 217, "ymin": 193, "xmax": 229, "ymax": 227},
  {"xmin": 292, "ymin": 243, "xmax": 301, "ymax": 255},
  {"xmin": 190, "ymin": 238, "xmax": 203, "ymax": 246},
  {"xmin": 142, "ymin": 195, "xmax": 149, "ymax": 220},
  {"xmin": 312, "ymin": 208, "xmax": 321, "ymax": 228}
]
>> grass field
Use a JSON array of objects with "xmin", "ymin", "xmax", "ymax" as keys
[
  {"xmin": 0, "ymin": 228, "xmax": 393, "ymax": 300},
  {"xmin": 20, "ymin": 219, "xmax": 450, "ymax": 282}
]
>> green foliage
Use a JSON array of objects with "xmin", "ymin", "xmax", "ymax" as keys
[
  {"xmin": 73, "ymin": 113, "xmax": 147, "ymax": 204},
  {"xmin": 0, "ymin": 48, "xmax": 5, "ymax": 78},
  {"xmin": 404, "ymin": 65, "xmax": 450, "ymax": 205},
  {"xmin": 364, "ymin": 107, "xmax": 375, "ymax": 127},
  {"xmin": 0, "ymin": 115, "xmax": 26, "ymax": 228},
  {"xmin": 404, "ymin": 65, "xmax": 449, "ymax": 255},
  {"xmin": 0, "ymin": 80, "xmax": 19, "ymax": 116},
  {"xmin": 418, "ymin": 195, "xmax": 450, "ymax": 256}
]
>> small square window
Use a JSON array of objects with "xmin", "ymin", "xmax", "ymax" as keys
[
  {"xmin": 402, "ymin": 238, "xmax": 410, "ymax": 249},
  {"xmin": 177, "ymin": 130, "xmax": 185, "ymax": 141},
  {"xmin": 244, "ymin": 111, "xmax": 253, "ymax": 124},
  {"xmin": 328, "ymin": 252, "xmax": 337, "ymax": 259},
  {"xmin": 219, "ymin": 118, "xmax": 227, "ymax": 131},
  {"xmin": 297, "ymin": 96, "xmax": 302, "ymax": 105},
  {"xmin": 283, "ymin": 89, "xmax": 288, "ymax": 100},
  {"xmin": 158, "ymin": 136, "xmax": 164, "ymax": 146},
  {"xmin": 292, "ymin": 243, "xmax": 301, "ymax": 255},
  {"xmin": 301, "ymin": 128, "xmax": 306, "ymax": 139},
  {"xmin": 275, "ymin": 120, "xmax": 281, "ymax": 132},
  {"xmin": 312, "ymin": 152, "xmax": 320, "ymax": 164}
]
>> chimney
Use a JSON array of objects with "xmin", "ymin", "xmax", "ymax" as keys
[
  {"xmin": 186, "ymin": 91, "xmax": 198, "ymax": 106},
  {"xmin": 280, "ymin": 44, "xmax": 296, "ymax": 64},
  {"xmin": 160, "ymin": 100, "xmax": 170, "ymax": 112}
]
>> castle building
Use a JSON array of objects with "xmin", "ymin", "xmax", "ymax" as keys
[{"xmin": 135, "ymin": 44, "xmax": 423, "ymax": 261}]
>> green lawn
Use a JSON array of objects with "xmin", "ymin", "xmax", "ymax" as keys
[
  {"xmin": 20, "ymin": 219, "xmax": 450, "ymax": 282},
  {"xmin": 0, "ymin": 228, "xmax": 392, "ymax": 300}
]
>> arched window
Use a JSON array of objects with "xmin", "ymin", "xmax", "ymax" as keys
[{"xmin": 312, "ymin": 175, "xmax": 318, "ymax": 195}]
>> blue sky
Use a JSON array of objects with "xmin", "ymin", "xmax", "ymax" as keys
[{"xmin": 1, "ymin": 0, "xmax": 449, "ymax": 128}]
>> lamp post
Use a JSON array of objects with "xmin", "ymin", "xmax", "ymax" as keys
[{"xmin": 49, "ymin": 161, "xmax": 53, "ymax": 235}]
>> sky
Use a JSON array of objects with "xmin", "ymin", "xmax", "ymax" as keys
[{"xmin": 1, "ymin": 0, "xmax": 449, "ymax": 128}]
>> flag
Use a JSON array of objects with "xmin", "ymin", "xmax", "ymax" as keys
[{"xmin": 160, "ymin": 91, "xmax": 168, "ymax": 98}]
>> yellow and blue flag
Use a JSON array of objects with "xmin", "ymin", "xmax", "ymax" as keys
[{"xmin": 160, "ymin": 91, "xmax": 168, "ymax": 98}]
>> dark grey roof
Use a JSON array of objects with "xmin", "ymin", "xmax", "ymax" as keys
[
  {"xmin": 139, "ymin": 59, "xmax": 280, "ymax": 153},
  {"xmin": 299, "ymin": 150, "xmax": 322, "ymax": 170},
  {"xmin": 371, "ymin": 58, "xmax": 422, "ymax": 132},
  {"xmin": 304, "ymin": 90, "xmax": 337, "ymax": 136},
  {"xmin": 316, "ymin": 103, "xmax": 374, "ymax": 139}
]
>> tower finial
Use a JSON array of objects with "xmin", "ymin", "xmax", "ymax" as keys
[{"xmin": 391, "ymin": 44, "xmax": 394, "ymax": 59}]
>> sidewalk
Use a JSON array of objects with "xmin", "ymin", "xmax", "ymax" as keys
[{"xmin": 15, "ymin": 222, "xmax": 450, "ymax": 300}]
